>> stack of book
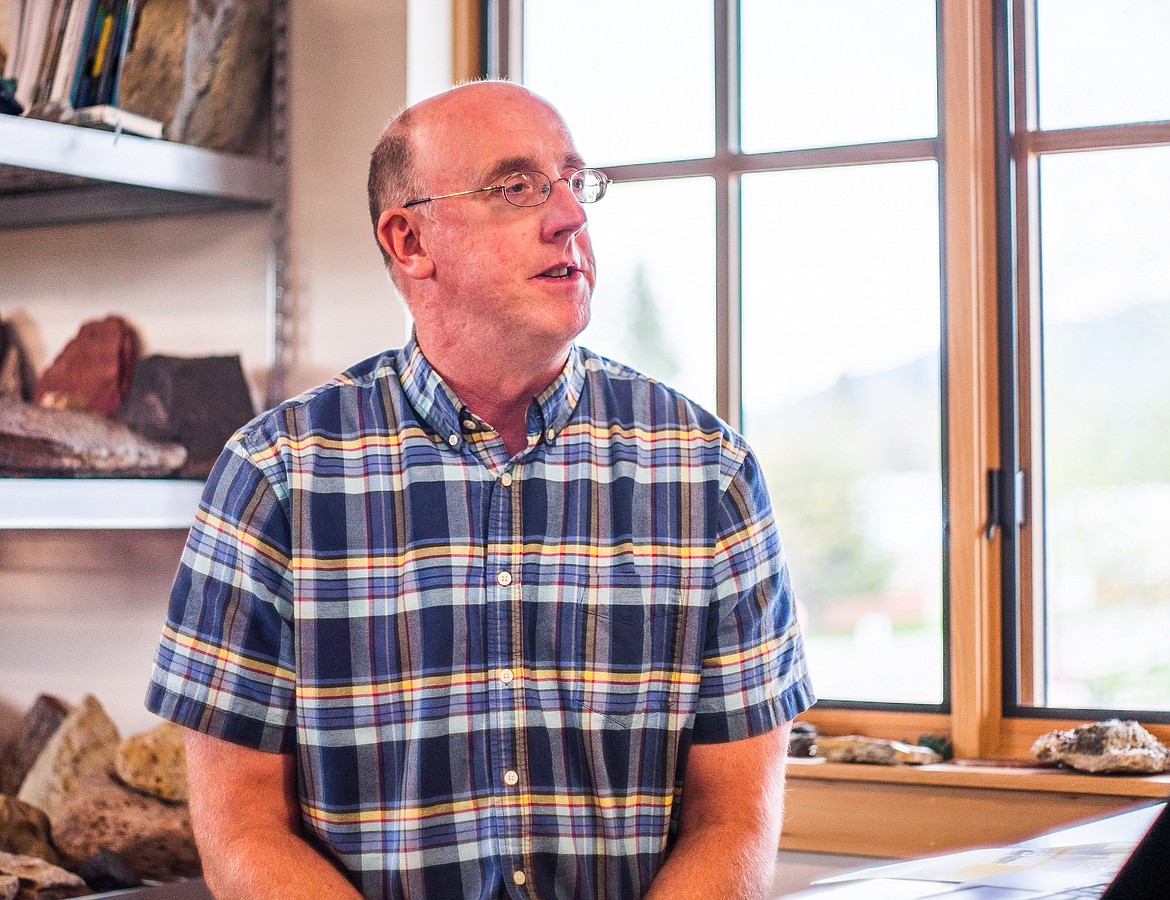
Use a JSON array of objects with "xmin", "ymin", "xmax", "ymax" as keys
[{"xmin": 2, "ymin": 0, "xmax": 164, "ymax": 138}]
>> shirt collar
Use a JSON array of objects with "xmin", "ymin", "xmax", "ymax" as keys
[{"xmin": 397, "ymin": 336, "xmax": 585, "ymax": 450}]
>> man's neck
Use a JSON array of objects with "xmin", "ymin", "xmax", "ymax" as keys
[{"xmin": 417, "ymin": 334, "xmax": 569, "ymax": 457}]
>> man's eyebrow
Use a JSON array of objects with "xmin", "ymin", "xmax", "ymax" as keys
[{"xmin": 481, "ymin": 154, "xmax": 588, "ymax": 185}]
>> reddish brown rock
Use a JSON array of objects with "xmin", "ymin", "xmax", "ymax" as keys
[{"xmin": 49, "ymin": 773, "xmax": 199, "ymax": 882}]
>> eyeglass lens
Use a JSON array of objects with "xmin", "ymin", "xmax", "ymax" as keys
[{"xmin": 499, "ymin": 170, "xmax": 607, "ymax": 207}]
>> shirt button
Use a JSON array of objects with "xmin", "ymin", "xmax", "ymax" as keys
[
  {"xmin": 462, "ymin": 419, "xmax": 477, "ymax": 430},
  {"xmin": 503, "ymin": 769, "xmax": 519, "ymax": 786},
  {"xmin": 447, "ymin": 434, "xmax": 459, "ymax": 446},
  {"xmin": 512, "ymin": 870, "xmax": 527, "ymax": 886},
  {"xmin": 499, "ymin": 667, "xmax": 514, "ymax": 684},
  {"xmin": 500, "ymin": 472, "xmax": 513, "ymax": 487},
  {"xmin": 496, "ymin": 570, "xmax": 513, "ymax": 586},
  {"xmin": 546, "ymin": 427, "xmax": 555, "ymax": 441}
]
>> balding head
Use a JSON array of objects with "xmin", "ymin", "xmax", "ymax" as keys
[{"xmin": 367, "ymin": 81, "xmax": 571, "ymax": 275}]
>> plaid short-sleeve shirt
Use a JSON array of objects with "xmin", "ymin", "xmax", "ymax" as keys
[{"xmin": 147, "ymin": 340, "xmax": 814, "ymax": 899}]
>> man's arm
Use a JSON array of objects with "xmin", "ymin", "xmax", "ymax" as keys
[
  {"xmin": 645, "ymin": 722, "xmax": 792, "ymax": 900},
  {"xmin": 184, "ymin": 730, "xmax": 362, "ymax": 900}
]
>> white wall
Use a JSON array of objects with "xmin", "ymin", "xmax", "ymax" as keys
[{"xmin": 0, "ymin": 1, "xmax": 423, "ymax": 739}]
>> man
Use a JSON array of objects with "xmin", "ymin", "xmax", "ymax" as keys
[{"xmin": 146, "ymin": 80, "xmax": 814, "ymax": 899}]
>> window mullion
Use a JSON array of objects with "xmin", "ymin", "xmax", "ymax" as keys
[{"xmin": 940, "ymin": 0, "xmax": 1004, "ymax": 759}]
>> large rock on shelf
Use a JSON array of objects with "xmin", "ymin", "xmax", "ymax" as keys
[
  {"xmin": 0, "ymin": 695, "xmax": 71, "ymax": 796},
  {"xmin": 1031, "ymin": 719, "xmax": 1170, "ymax": 774},
  {"xmin": 117, "ymin": 355, "xmax": 257, "ymax": 479},
  {"xmin": 0, "ymin": 850, "xmax": 89, "ymax": 899},
  {"xmin": 118, "ymin": 0, "xmax": 272, "ymax": 153},
  {"xmin": 0, "ymin": 400, "xmax": 187, "ymax": 477},
  {"xmin": 114, "ymin": 723, "xmax": 189, "ymax": 802},
  {"xmin": 16, "ymin": 696, "xmax": 119, "ymax": 821},
  {"xmin": 49, "ymin": 773, "xmax": 199, "ymax": 882},
  {"xmin": 814, "ymin": 735, "xmax": 943, "ymax": 766},
  {"xmin": 0, "ymin": 797, "xmax": 57, "ymax": 867}
]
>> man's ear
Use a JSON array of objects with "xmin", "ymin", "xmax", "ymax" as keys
[{"xmin": 377, "ymin": 209, "xmax": 436, "ymax": 280}]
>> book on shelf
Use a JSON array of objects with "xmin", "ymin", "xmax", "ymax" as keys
[
  {"xmin": 3, "ymin": 0, "xmax": 142, "ymax": 118},
  {"xmin": 64, "ymin": 103, "xmax": 164, "ymax": 139}
]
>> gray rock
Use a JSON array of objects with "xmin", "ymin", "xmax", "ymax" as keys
[
  {"xmin": 114, "ymin": 723, "xmax": 188, "ymax": 802},
  {"xmin": 1031, "ymin": 719, "xmax": 1170, "ymax": 774},
  {"xmin": 0, "ymin": 850, "xmax": 90, "ymax": 898},
  {"xmin": 169, "ymin": 0, "xmax": 272, "ymax": 153},
  {"xmin": 0, "ymin": 696, "xmax": 71, "ymax": 796},
  {"xmin": 16, "ymin": 696, "xmax": 120, "ymax": 821},
  {"xmin": 49, "ymin": 773, "xmax": 199, "ymax": 882},
  {"xmin": 814, "ymin": 735, "xmax": 943, "ymax": 766},
  {"xmin": 0, "ymin": 797, "xmax": 57, "ymax": 867}
]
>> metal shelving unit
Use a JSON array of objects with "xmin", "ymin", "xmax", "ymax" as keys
[{"xmin": 0, "ymin": 1, "xmax": 288, "ymax": 531}]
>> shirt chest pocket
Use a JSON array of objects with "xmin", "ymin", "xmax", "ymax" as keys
[{"xmin": 527, "ymin": 582, "xmax": 704, "ymax": 719}]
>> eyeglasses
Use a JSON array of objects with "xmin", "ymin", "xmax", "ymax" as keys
[{"xmin": 403, "ymin": 168, "xmax": 610, "ymax": 209}]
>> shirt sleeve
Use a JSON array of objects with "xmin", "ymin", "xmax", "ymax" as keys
[
  {"xmin": 691, "ymin": 444, "xmax": 816, "ymax": 744},
  {"xmin": 144, "ymin": 433, "xmax": 298, "ymax": 753}
]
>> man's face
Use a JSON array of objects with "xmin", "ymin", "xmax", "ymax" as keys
[{"xmin": 407, "ymin": 87, "xmax": 597, "ymax": 359}]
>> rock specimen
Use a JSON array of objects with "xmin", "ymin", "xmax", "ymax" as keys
[
  {"xmin": 74, "ymin": 849, "xmax": 143, "ymax": 892},
  {"xmin": 0, "ymin": 797, "xmax": 57, "ymax": 867},
  {"xmin": 119, "ymin": 0, "xmax": 272, "ymax": 154},
  {"xmin": 117, "ymin": 354, "xmax": 256, "ymax": 479},
  {"xmin": 16, "ymin": 696, "xmax": 120, "ymax": 822},
  {"xmin": 0, "ymin": 319, "xmax": 35, "ymax": 403},
  {"xmin": 0, "ymin": 850, "xmax": 90, "ymax": 899},
  {"xmin": 49, "ymin": 773, "xmax": 199, "ymax": 882},
  {"xmin": 0, "ymin": 695, "xmax": 71, "ymax": 796},
  {"xmin": 1031, "ymin": 719, "xmax": 1170, "ymax": 774},
  {"xmin": 0, "ymin": 400, "xmax": 187, "ymax": 477},
  {"xmin": 33, "ymin": 316, "xmax": 140, "ymax": 417},
  {"xmin": 114, "ymin": 722, "xmax": 188, "ymax": 802},
  {"xmin": 788, "ymin": 721, "xmax": 818, "ymax": 758},
  {"xmin": 814, "ymin": 735, "xmax": 943, "ymax": 766}
]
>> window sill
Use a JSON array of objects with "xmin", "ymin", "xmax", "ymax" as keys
[{"xmin": 782, "ymin": 757, "xmax": 1169, "ymax": 858}]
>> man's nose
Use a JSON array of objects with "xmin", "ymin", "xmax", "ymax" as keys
[{"xmin": 541, "ymin": 177, "xmax": 588, "ymax": 239}]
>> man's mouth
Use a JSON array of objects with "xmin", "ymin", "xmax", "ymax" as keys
[{"xmin": 540, "ymin": 265, "xmax": 575, "ymax": 279}]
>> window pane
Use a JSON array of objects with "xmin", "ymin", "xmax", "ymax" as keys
[
  {"xmin": 741, "ymin": 162, "xmax": 943, "ymax": 704},
  {"xmin": 522, "ymin": 0, "xmax": 715, "ymax": 165},
  {"xmin": 739, "ymin": 0, "xmax": 938, "ymax": 153},
  {"xmin": 581, "ymin": 178, "xmax": 717, "ymax": 410},
  {"xmin": 1036, "ymin": 0, "xmax": 1170, "ymax": 130},
  {"xmin": 1036, "ymin": 147, "xmax": 1170, "ymax": 710}
]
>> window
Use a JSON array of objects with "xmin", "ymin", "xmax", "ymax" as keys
[
  {"xmin": 484, "ymin": 0, "xmax": 1170, "ymax": 752},
  {"xmin": 1004, "ymin": 0, "xmax": 1170, "ymax": 718}
]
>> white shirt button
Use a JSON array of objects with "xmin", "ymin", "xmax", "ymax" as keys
[
  {"xmin": 546, "ymin": 428, "xmax": 555, "ymax": 441},
  {"xmin": 499, "ymin": 668, "xmax": 515, "ymax": 684},
  {"xmin": 503, "ymin": 769, "xmax": 519, "ymax": 786},
  {"xmin": 447, "ymin": 434, "xmax": 459, "ymax": 446},
  {"xmin": 496, "ymin": 570, "xmax": 513, "ymax": 586},
  {"xmin": 512, "ymin": 870, "xmax": 527, "ymax": 886},
  {"xmin": 500, "ymin": 472, "xmax": 513, "ymax": 487},
  {"xmin": 462, "ymin": 419, "xmax": 477, "ymax": 430}
]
